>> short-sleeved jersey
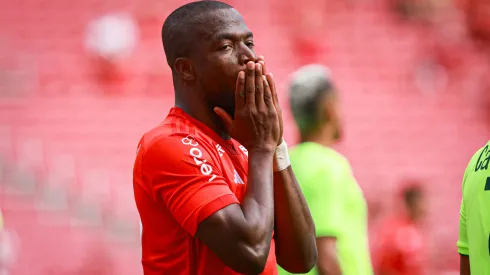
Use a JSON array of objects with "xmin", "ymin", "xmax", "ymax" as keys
[
  {"xmin": 133, "ymin": 107, "xmax": 277, "ymax": 275},
  {"xmin": 374, "ymin": 216, "xmax": 426, "ymax": 275},
  {"xmin": 457, "ymin": 140, "xmax": 490, "ymax": 274},
  {"xmin": 277, "ymin": 142, "xmax": 373, "ymax": 275}
]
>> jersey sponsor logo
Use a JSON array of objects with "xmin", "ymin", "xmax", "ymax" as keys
[
  {"xmin": 234, "ymin": 169, "xmax": 244, "ymax": 184},
  {"xmin": 181, "ymin": 135, "xmax": 217, "ymax": 182},
  {"xmin": 475, "ymin": 145, "xmax": 489, "ymax": 172},
  {"xmin": 485, "ymin": 177, "xmax": 490, "ymax": 191}
]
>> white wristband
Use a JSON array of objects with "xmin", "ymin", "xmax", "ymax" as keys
[{"xmin": 273, "ymin": 140, "xmax": 291, "ymax": 172}]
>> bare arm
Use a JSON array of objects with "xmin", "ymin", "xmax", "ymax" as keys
[
  {"xmin": 315, "ymin": 237, "xmax": 342, "ymax": 275},
  {"xmin": 199, "ymin": 62, "xmax": 281, "ymax": 274},
  {"xmin": 258, "ymin": 59, "xmax": 316, "ymax": 272},
  {"xmin": 196, "ymin": 150, "xmax": 275, "ymax": 274},
  {"xmin": 273, "ymin": 166, "xmax": 317, "ymax": 273},
  {"xmin": 460, "ymin": 254, "xmax": 470, "ymax": 275}
]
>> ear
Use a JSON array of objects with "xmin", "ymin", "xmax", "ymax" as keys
[{"xmin": 174, "ymin": 58, "xmax": 195, "ymax": 81}]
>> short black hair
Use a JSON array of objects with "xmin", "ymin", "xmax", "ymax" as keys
[
  {"xmin": 161, "ymin": 1, "xmax": 234, "ymax": 69},
  {"xmin": 401, "ymin": 183, "xmax": 423, "ymax": 207}
]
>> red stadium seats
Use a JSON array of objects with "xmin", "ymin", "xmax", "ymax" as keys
[{"xmin": 0, "ymin": 0, "xmax": 488, "ymax": 273}]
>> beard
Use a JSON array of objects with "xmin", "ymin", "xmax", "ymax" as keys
[
  {"xmin": 224, "ymin": 104, "xmax": 235, "ymax": 119},
  {"xmin": 210, "ymin": 93, "xmax": 235, "ymax": 138},
  {"xmin": 211, "ymin": 90, "xmax": 236, "ymax": 119}
]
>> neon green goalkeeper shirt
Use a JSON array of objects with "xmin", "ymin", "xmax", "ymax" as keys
[
  {"xmin": 277, "ymin": 142, "xmax": 373, "ymax": 275},
  {"xmin": 457, "ymin": 140, "xmax": 490, "ymax": 274}
]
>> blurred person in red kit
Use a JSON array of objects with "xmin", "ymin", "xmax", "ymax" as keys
[
  {"xmin": 373, "ymin": 181, "xmax": 428, "ymax": 275},
  {"xmin": 0, "ymin": 209, "xmax": 19, "ymax": 275},
  {"xmin": 463, "ymin": 0, "xmax": 490, "ymax": 43},
  {"xmin": 132, "ymin": 1, "xmax": 317, "ymax": 275}
]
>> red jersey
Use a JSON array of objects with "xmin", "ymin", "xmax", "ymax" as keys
[
  {"xmin": 373, "ymin": 216, "xmax": 427, "ymax": 275},
  {"xmin": 133, "ymin": 107, "xmax": 277, "ymax": 275}
]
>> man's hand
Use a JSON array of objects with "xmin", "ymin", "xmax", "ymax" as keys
[
  {"xmin": 254, "ymin": 58, "xmax": 317, "ymax": 273},
  {"xmin": 214, "ymin": 61, "xmax": 280, "ymax": 152},
  {"xmin": 256, "ymin": 56, "xmax": 283, "ymax": 145},
  {"xmin": 196, "ymin": 60, "xmax": 279, "ymax": 274}
]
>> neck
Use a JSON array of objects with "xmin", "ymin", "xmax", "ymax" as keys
[
  {"xmin": 407, "ymin": 211, "xmax": 421, "ymax": 224},
  {"xmin": 301, "ymin": 125, "xmax": 337, "ymax": 148},
  {"xmin": 175, "ymin": 89, "xmax": 230, "ymax": 140}
]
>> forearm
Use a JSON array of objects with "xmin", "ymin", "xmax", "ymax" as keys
[
  {"xmin": 318, "ymin": 264, "xmax": 342, "ymax": 275},
  {"xmin": 274, "ymin": 166, "xmax": 317, "ymax": 272},
  {"xmin": 460, "ymin": 254, "xmax": 470, "ymax": 275},
  {"xmin": 241, "ymin": 149, "xmax": 275, "ymax": 246},
  {"xmin": 318, "ymin": 263, "xmax": 342, "ymax": 275},
  {"xmin": 193, "ymin": 149, "xmax": 276, "ymax": 274},
  {"xmin": 317, "ymin": 237, "xmax": 342, "ymax": 275}
]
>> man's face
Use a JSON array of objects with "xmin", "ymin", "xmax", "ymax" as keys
[
  {"xmin": 191, "ymin": 9, "xmax": 256, "ymax": 117},
  {"xmin": 410, "ymin": 195, "xmax": 428, "ymax": 222},
  {"xmin": 324, "ymin": 93, "xmax": 343, "ymax": 141}
]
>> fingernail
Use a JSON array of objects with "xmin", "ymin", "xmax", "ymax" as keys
[
  {"xmin": 247, "ymin": 62, "xmax": 254, "ymax": 70},
  {"xmin": 255, "ymin": 63, "xmax": 261, "ymax": 71},
  {"xmin": 269, "ymin": 73, "xmax": 273, "ymax": 78}
]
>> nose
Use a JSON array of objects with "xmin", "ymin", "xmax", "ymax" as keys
[{"xmin": 238, "ymin": 43, "xmax": 256, "ymax": 66}]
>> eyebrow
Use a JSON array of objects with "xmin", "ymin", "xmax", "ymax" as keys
[{"xmin": 213, "ymin": 31, "xmax": 254, "ymax": 41}]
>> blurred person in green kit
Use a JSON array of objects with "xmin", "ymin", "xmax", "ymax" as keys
[
  {"xmin": 278, "ymin": 65, "xmax": 373, "ymax": 275},
  {"xmin": 457, "ymin": 140, "xmax": 490, "ymax": 275}
]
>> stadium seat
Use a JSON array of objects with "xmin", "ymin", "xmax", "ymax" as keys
[{"xmin": 0, "ymin": 0, "xmax": 488, "ymax": 272}]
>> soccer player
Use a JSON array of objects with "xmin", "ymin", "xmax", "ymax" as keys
[
  {"xmin": 374, "ymin": 182, "xmax": 428, "ymax": 275},
  {"xmin": 278, "ymin": 65, "xmax": 373, "ymax": 275},
  {"xmin": 133, "ymin": 2, "xmax": 317, "ymax": 275},
  {"xmin": 457, "ymin": 140, "xmax": 490, "ymax": 275}
]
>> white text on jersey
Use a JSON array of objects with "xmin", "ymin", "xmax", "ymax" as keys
[{"xmin": 182, "ymin": 135, "xmax": 217, "ymax": 182}]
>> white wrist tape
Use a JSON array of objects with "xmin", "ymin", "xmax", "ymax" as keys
[{"xmin": 273, "ymin": 140, "xmax": 291, "ymax": 172}]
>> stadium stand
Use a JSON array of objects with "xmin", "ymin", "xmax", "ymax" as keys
[{"xmin": 0, "ymin": 0, "xmax": 488, "ymax": 273}]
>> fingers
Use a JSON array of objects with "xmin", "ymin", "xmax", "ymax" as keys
[
  {"xmin": 255, "ymin": 56, "xmax": 278, "ymax": 110},
  {"xmin": 254, "ymin": 63, "xmax": 265, "ymax": 108},
  {"xmin": 235, "ymin": 71, "xmax": 245, "ymax": 109},
  {"xmin": 262, "ymin": 75, "xmax": 274, "ymax": 108},
  {"xmin": 266, "ymin": 73, "xmax": 279, "ymax": 108},
  {"xmin": 257, "ymin": 55, "xmax": 267, "ymax": 75},
  {"xmin": 245, "ymin": 61, "xmax": 255, "ymax": 105}
]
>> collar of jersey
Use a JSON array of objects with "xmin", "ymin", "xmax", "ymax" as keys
[{"xmin": 169, "ymin": 107, "xmax": 239, "ymax": 154}]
